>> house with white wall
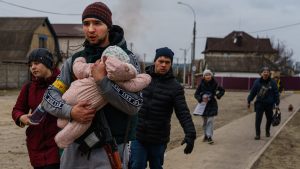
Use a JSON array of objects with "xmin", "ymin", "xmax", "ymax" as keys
[
  {"xmin": 52, "ymin": 24, "xmax": 85, "ymax": 63},
  {"xmin": 202, "ymin": 31, "xmax": 278, "ymax": 78}
]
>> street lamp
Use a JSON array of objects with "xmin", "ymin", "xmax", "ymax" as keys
[{"xmin": 178, "ymin": 1, "xmax": 196, "ymax": 88}]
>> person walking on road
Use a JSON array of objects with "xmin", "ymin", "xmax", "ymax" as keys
[
  {"xmin": 247, "ymin": 66, "xmax": 280, "ymax": 140},
  {"xmin": 54, "ymin": 45, "xmax": 151, "ymax": 149},
  {"xmin": 194, "ymin": 69, "xmax": 225, "ymax": 144},
  {"xmin": 39, "ymin": 2, "xmax": 143, "ymax": 169},
  {"xmin": 273, "ymin": 75, "xmax": 284, "ymax": 94},
  {"xmin": 130, "ymin": 47, "xmax": 196, "ymax": 169},
  {"xmin": 12, "ymin": 48, "xmax": 60, "ymax": 169}
]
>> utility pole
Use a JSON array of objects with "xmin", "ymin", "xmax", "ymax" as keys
[
  {"xmin": 178, "ymin": 1, "xmax": 196, "ymax": 88},
  {"xmin": 180, "ymin": 48, "xmax": 187, "ymax": 85},
  {"xmin": 191, "ymin": 19, "xmax": 196, "ymax": 88},
  {"xmin": 129, "ymin": 42, "xmax": 133, "ymax": 52},
  {"xmin": 143, "ymin": 53, "xmax": 146, "ymax": 73},
  {"xmin": 66, "ymin": 39, "xmax": 70, "ymax": 58},
  {"xmin": 176, "ymin": 57, "xmax": 179, "ymax": 76}
]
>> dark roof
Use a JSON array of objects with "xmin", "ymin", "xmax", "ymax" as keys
[
  {"xmin": 52, "ymin": 24, "xmax": 84, "ymax": 37},
  {"xmin": 203, "ymin": 31, "xmax": 277, "ymax": 54},
  {"xmin": 203, "ymin": 31, "xmax": 279, "ymax": 73},
  {"xmin": 0, "ymin": 17, "xmax": 59, "ymax": 62}
]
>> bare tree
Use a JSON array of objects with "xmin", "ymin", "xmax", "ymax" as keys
[{"xmin": 271, "ymin": 39, "xmax": 294, "ymax": 76}]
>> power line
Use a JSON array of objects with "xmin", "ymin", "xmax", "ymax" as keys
[
  {"xmin": 2, "ymin": 0, "xmax": 300, "ymax": 36},
  {"xmin": 249, "ymin": 22, "xmax": 300, "ymax": 33},
  {"xmin": 0, "ymin": 0, "xmax": 80, "ymax": 16},
  {"xmin": 196, "ymin": 22, "xmax": 300, "ymax": 39}
]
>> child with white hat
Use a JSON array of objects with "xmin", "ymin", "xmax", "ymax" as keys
[{"xmin": 194, "ymin": 69, "xmax": 225, "ymax": 144}]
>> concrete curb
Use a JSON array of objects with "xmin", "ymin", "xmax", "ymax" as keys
[
  {"xmin": 164, "ymin": 94, "xmax": 300, "ymax": 169},
  {"xmin": 245, "ymin": 105, "xmax": 300, "ymax": 169}
]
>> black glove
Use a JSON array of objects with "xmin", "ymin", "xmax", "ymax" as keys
[
  {"xmin": 216, "ymin": 93, "xmax": 222, "ymax": 99},
  {"xmin": 181, "ymin": 137, "xmax": 194, "ymax": 154}
]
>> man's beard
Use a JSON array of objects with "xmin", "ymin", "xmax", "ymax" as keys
[
  {"xmin": 93, "ymin": 38, "xmax": 106, "ymax": 46},
  {"xmin": 90, "ymin": 31, "xmax": 109, "ymax": 46}
]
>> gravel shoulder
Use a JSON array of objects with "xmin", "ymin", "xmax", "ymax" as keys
[{"xmin": 251, "ymin": 110, "xmax": 300, "ymax": 169}]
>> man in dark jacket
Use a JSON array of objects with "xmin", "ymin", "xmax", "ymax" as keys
[
  {"xmin": 40, "ymin": 2, "xmax": 142, "ymax": 169},
  {"xmin": 130, "ymin": 47, "xmax": 196, "ymax": 169},
  {"xmin": 247, "ymin": 67, "xmax": 280, "ymax": 140}
]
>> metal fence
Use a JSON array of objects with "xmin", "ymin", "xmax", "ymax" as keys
[
  {"xmin": 213, "ymin": 76, "xmax": 300, "ymax": 91},
  {"xmin": 0, "ymin": 63, "xmax": 29, "ymax": 89}
]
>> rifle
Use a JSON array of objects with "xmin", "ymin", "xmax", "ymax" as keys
[{"xmin": 98, "ymin": 110, "xmax": 122, "ymax": 169}]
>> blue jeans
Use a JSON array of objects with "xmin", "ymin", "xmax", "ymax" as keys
[
  {"xmin": 202, "ymin": 116, "xmax": 214, "ymax": 138},
  {"xmin": 130, "ymin": 140, "xmax": 167, "ymax": 169}
]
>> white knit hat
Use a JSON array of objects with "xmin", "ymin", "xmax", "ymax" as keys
[
  {"xmin": 203, "ymin": 69, "xmax": 213, "ymax": 77},
  {"xmin": 102, "ymin": 45, "xmax": 130, "ymax": 63}
]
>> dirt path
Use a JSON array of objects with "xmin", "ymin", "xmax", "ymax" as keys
[
  {"xmin": 1, "ymin": 89, "xmax": 251, "ymax": 168},
  {"xmin": 0, "ymin": 90, "xmax": 32, "ymax": 169},
  {"xmin": 1, "ymin": 89, "xmax": 298, "ymax": 169},
  {"xmin": 168, "ymin": 89, "xmax": 251, "ymax": 151}
]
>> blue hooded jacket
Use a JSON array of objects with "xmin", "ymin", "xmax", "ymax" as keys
[{"xmin": 247, "ymin": 77, "xmax": 280, "ymax": 106}]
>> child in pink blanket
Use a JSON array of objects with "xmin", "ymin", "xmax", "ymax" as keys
[{"xmin": 55, "ymin": 45, "xmax": 151, "ymax": 148}]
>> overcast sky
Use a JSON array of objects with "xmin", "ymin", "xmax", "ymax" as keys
[{"xmin": 1, "ymin": 0, "xmax": 300, "ymax": 63}]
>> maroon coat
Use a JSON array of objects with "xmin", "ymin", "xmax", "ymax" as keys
[{"xmin": 12, "ymin": 68, "xmax": 60, "ymax": 167}]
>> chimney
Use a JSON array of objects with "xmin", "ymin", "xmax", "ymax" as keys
[{"xmin": 233, "ymin": 32, "xmax": 243, "ymax": 47}]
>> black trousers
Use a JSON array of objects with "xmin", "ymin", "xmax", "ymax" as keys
[{"xmin": 255, "ymin": 103, "xmax": 273, "ymax": 136}]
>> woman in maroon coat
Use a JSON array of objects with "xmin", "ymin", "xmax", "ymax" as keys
[{"xmin": 12, "ymin": 48, "xmax": 60, "ymax": 169}]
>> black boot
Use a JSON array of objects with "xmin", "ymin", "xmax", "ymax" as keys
[
  {"xmin": 254, "ymin": 135, "xmax": 260, "ymax": 140},
  {"xmin": 266, "ymin": 131, "xmax": 270, "ymax": 137},
  {"xmin": 207, "ymin": 137, "xmax": 214, "ymax": 144}
]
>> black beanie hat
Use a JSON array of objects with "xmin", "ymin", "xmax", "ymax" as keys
[
  {"xmin": 82, "ymin": 2, "xmax": 112, "ymax": 28},
  {"xmin": 261, "ymin": 66, "xmax": 270, "ymax": 73},
  {"xmin": 154, "ymin": 47, "xmax": 174, "ymax": 63},
  {"xmin": 28, "ymin": 48, "xmax": 53, "ymax": 69}
]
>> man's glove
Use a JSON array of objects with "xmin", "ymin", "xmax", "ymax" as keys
[
  {"xmin": 216, "ymin": 93, "xmax": 222, "ymax": 99},
  {"xmin": 181, "ymin": 137, "xmax": 194, "ymax": 154}
]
